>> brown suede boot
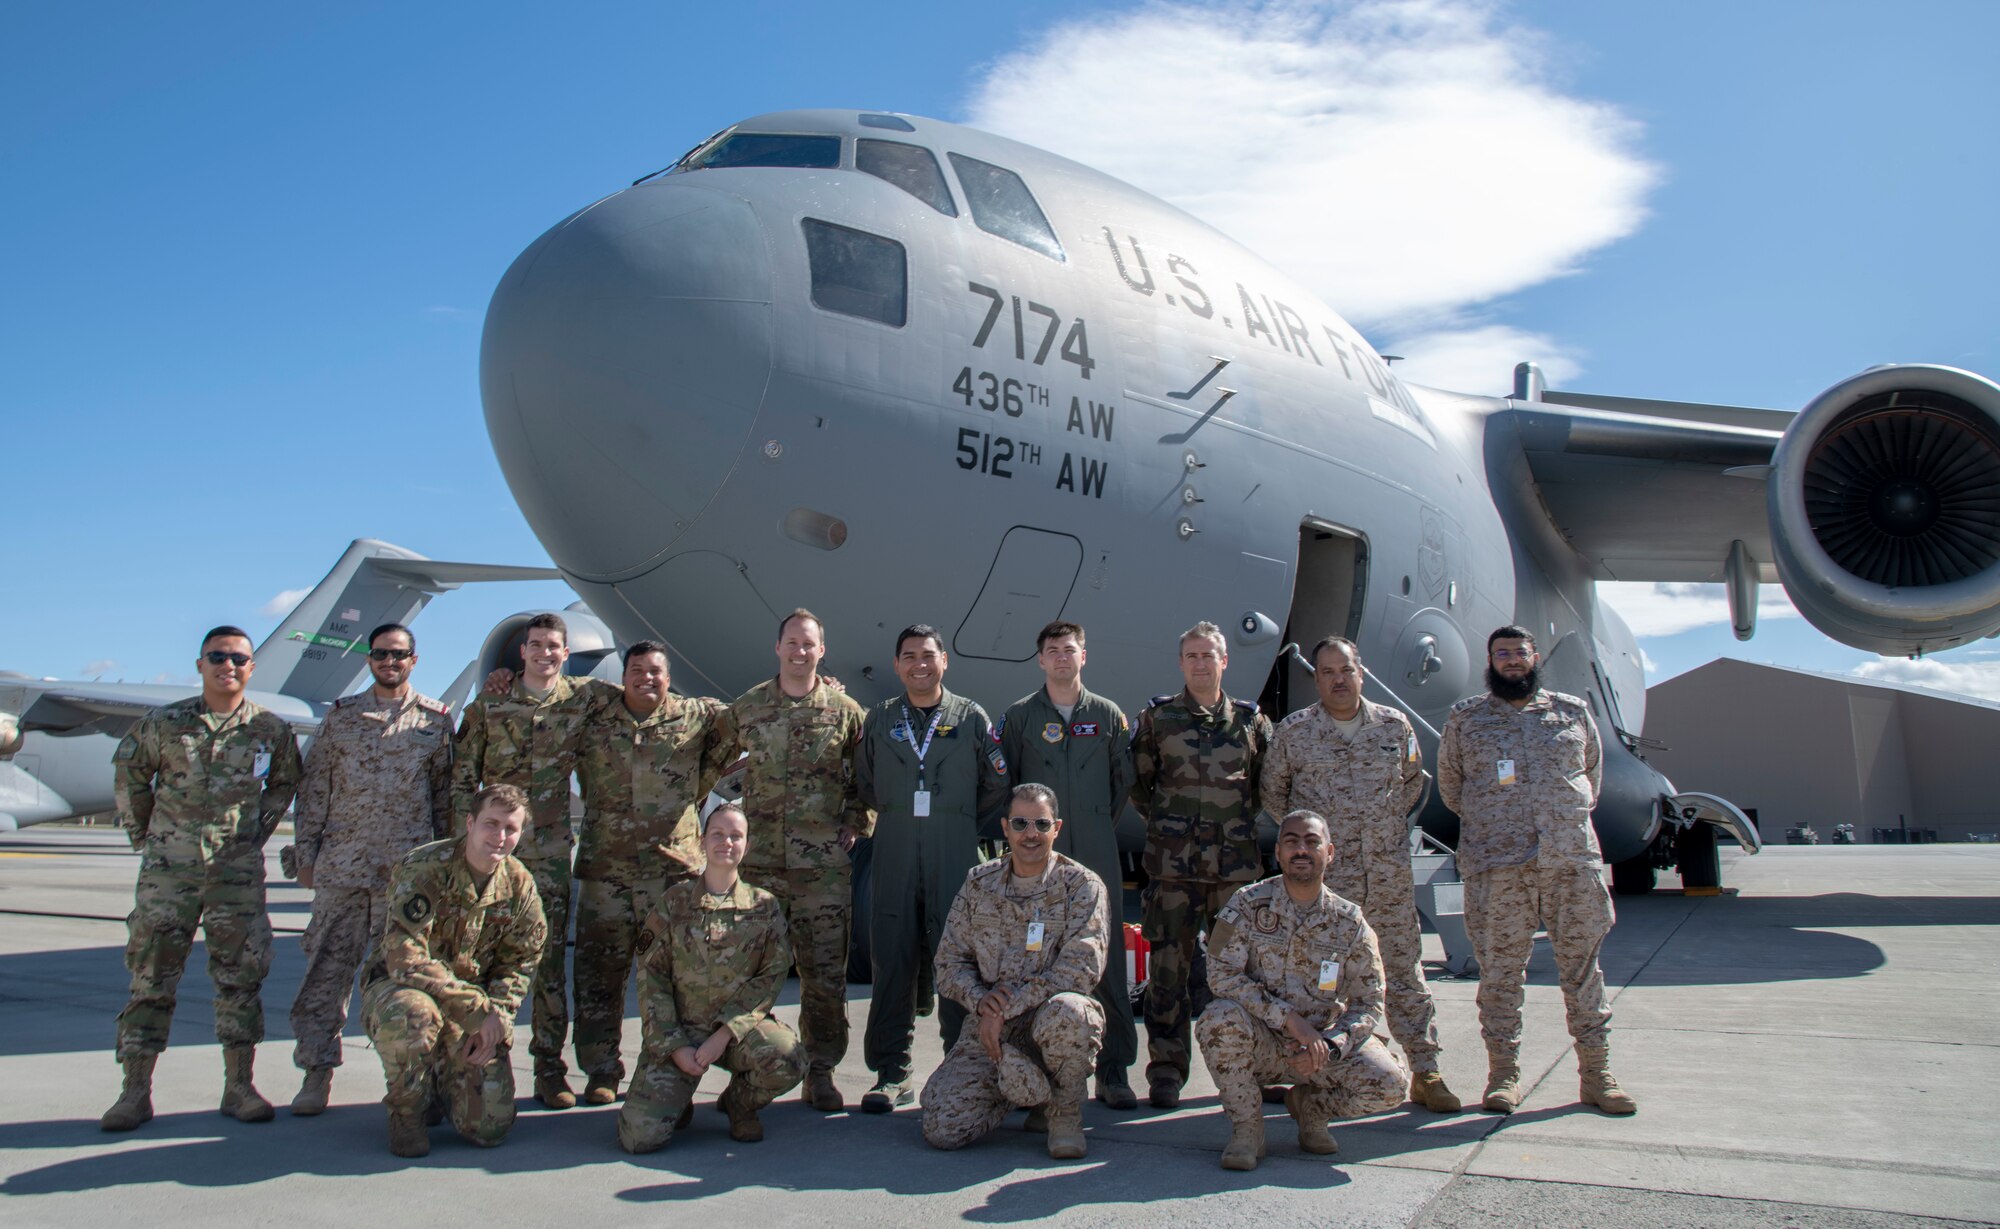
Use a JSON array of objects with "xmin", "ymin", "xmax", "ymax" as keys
[
  {"xmin": 100, "ymin": 1054, "xmax": 157, "ymax": 1132},
  {"xmin": 534, "ymin": 1068, "xmax": 576, "ymax": 1109},
  {"xmin": 387, "ymin": 1109, "xmax": 431, "ymax": 1157},
  {"xmin": 1482, "ymin": 1062, "xmax": 1523, "ymax": 1115},
  {"xmin": 1220, "ymin": 1117, "xmax": 1267, "ymax": 1171},
  {"xmin": 220, "ymin": 1046, "xmax": 275, "ymax": 1123},
  {"xmin": 1577, "ymin": 1046, "xmax": 1637, "ymax": 1115},
  {"xmin": 720, "ymin": 1080, "xmax": 765, "ymax": 1143},
  {"xmin": 1285, "ymin": 1086, "xmax": 1338, "ymax": 1155},
  {"xmin": 1410, "ymin": 1070, "xmax": 1462, "ymax": 1113},
  {"xmin": 291, "ymin": 1067, "xmax": 333, "ymax": 1116},
  {"xmin": 803, "ymin": 1069, "xmax": 843, "ymax": 1112},
  {"xmin": 582, "ymin": 1074, "xmax": 619, "ymax": 1106},
  {"xmin": 1044, "ymin": 1065, "xmax": 1088, "ymax": 1160}
]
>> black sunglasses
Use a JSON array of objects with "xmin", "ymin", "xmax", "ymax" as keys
[
  {"xmin": 202, "ymin": 651, "xmax": 252, "ymax": 667},
  {"xmin": 1006, "ymin": 816, "xmax": 1056, "ymax": 833},
  {"xmin": 368, "ymin": 648, "xmax": 415, "ymax": 661}
]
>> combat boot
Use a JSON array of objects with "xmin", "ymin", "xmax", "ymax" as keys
[
  {"xmin": 387, "ymin": 1109, "xmax": 430, "ymax": 1157},
  {"xmin": 1219, "ymin": 1117, "xmax": 1267, "ymax": 1171},
  {"xmin": 291, "ymin": 1067, "xmax": 332, "ymax": 1116},
  {"xmin": 1147, "ymin": 1074, "xmax": 1182, "ymax": 1109},
  {"xmin": 1410, "ymin": 1070, "xmax": 1462, "ymax": 1113},
  {"xmin": 1577, "ymin": 1046, "xmax": 1637, "ymax": 1115},
  {"xmin": 719, "ymin": 1080, "xmax": 765, "ymax": 1143},
  {"xmin": 534, "ymin": 1067, "xmax": 576, "ymax": 1110},
  {"xmin": 1482, "ymin": 1061, "xmax": 1523, "ymax": 1115},
  {"xmin": 1044, "ymin": 1063, "xmax": 1089, "ymax": 1160},
  {"xmin": 1022, "ymin": 1106, "xmax": 1049, "ymax": 1133},
  {"xmin": 803, "ymin": 1068, "xmax": 843, "ymax": 1112},
  {"xmin": 100, "ymin": 1054, "xmax": 156, "ymax": 1132},
  {"xmin": 220, "ymin": 1045, "xmax": 275, "ymax": 1123},
  {"xmin": 583, "ymin": 1073, "xmax": 619, "ymax": 1106},
  {"xmin": 1285, "ymin": 1086, "xmax": 1338, "ymax": 1155}
]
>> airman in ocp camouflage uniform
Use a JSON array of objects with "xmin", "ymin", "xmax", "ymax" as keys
[
  {"xmin": 618, "ymin": 805, "xmax": 805, "ymax": 1152},
  {"xmin": 362, "ymin": 785, "xmax": 547, "ymax": 1156},
  {"xmin": 288, "ymin": 622, "xmax": 453, "ymax": 1115},
  {"xmin": 716, "ymin": 609, "xmax": 869, "ymax": 1111},
  {"xmin": 452, "ymin": 613, "xmax": 613, "ymax": 1107},
  {"xmin": 571, "ymin": 642, "xmax": 733, "ymax": 1104},
  {"xmin": 922, "ymin": 785, "xmax": 1109, "ymax": 1160},
  {"xmin": 1437, "ymin": 626, "xmax": 1634, "ymax": 1116},
  {"xmin": 102, "ymin": 626, "xmax": 303, "ymax": 1132},
  {"xmin": 1197, "ymin": 812, "xmax": 1408, "ymax": 1169},
  {"xmin": 1128, "ymin": 621, "xmax": 1271, "ymax": 1107},
  {"xmin": 1261, "ymin": 636, "xmax": 1461, "ymax": 1112}
]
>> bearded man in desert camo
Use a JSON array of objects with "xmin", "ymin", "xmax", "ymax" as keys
[
  {"xmin": 922, "ymin": 784, "xmax": 1109, "ymax": 1160},
  {"xmin": 362, "ymin": 784, "xmax": 547, "ymax": 1157},
  {"xmin": 286, "ymin": 622, "xmax": 453, "ymax": 1116}
]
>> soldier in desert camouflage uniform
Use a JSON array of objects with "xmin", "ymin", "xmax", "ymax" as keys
[
  {"xmin": 1128, "ymin": 620, "xmax": 1272, "ymax": 1108},
  {"xmin": 1260, "ymin": 636, "xmax": 1461, "ymax": 1113},
  {"xmin": 618, "ymin": 803, "xmax": 806, "ymax": 1152},
  {"xmin": 922, "ymin": 784, "xmax": 1108, "ymax": 1160},
  {"xmin": 715, "ymin": 609, "xmax": 869, "ymax": 1111},
  {"xmin": 571, "ymin": 640, "xmax": 732, "ymax": 1104},
  {"xmin": 101, "ymin": 625, "xmax": 303, "ymax": 1132},
  {"xmin": 452, "ymin": 612, "xmax": 611, "ymax": 1109},
  {"xmin": 1197, "ymin": 810, "xmax": 1408, "ymax": 1170},
  {"xmin": 287, "ymin": 622, "xmax": 453, "ymax": 1116},
  {"xmin": 1437, "ymin": 625, "xmax": 1635, "ymax": 1116},
  {"xmin": 362, "ymin": 784, "xmax": 547, "ymax": 1157}
]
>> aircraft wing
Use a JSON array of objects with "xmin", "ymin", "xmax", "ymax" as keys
[{"xmin": 1486, "ymin": 392, "xmax": 1791, "ymax": 584}]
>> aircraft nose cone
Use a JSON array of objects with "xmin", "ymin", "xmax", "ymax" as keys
[{"xmin": 481, "ymin": 183, "xmax": 773, "ymax": 580}]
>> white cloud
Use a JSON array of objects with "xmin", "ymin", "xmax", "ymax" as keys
[
  {"xmin": 967, "ymin": 0, "xmax": 1656, "ymax": 343},
  {"xmin": 81, "ymin": 659, "xmax": 118, "ymax": 677},
  {"xmin": 1639, "ymin": 647, "xmax": 1658, "ymax": 677},
  {"xmin": 1596, "ymin": 581, "xmax": 1803, "ymax": 639},
  {"xmin": 1850, "ymin": 658, "xmax": 2000, "ymax": 704},
  {"xmin": 1383, "ymin": 323, "xmax": 1582, "ymax": 396},
  {"xmin": 260, "ymin": 588, "xmax": 311, "ymax": 618}
]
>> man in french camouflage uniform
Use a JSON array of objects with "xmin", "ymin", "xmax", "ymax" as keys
[
  {"xmin": 1260, "ymin": 636, "xmax": 1461, "ymax": 1113},
  {"xmin": 1000, "ymin": 620, "xmax": 1137, "ymax": 1109},
  {"xmin": 287, "ymin": 622, "xmax": 453, "ymax": 1116},
  {"xmin": 923, "ymin": 784, "xmax": 1109, "ymax": 1160},
  {"xmin": 102, "ymin": 625, "xmax": 303, "ymax": 1131},
  {"xmin": 618, "ymin": 803, "xmax": 806, "ymax": 1152},
  {"xmin": 362, "ymin": 784, "xmax": 547, "ymax": 1156},
  {"xmin": 1437, "ymin": 625, "xmax": 1635, "ymax": 1116},
  {"xmin": 452, "ymin": 611, "xmax": 609, "ymax": 1108},
  {"xmin": 855, "ymin": 624, "xmax": 1010, "ymax": 1112},
  {"xmin": 1128, "ymin": 620, "xmax": 1271, "ymax": 1108},
  {"xmin": 716, "ymin": 608, "xmax": 868, "ymax": 1111},
  {"xmin": 571, "ymin": 640, "xmax": 732, "ymax": 1105},
  {"xmin": 1197, "ymin": 810, "xmax": 1407, "ymax": 1170}
]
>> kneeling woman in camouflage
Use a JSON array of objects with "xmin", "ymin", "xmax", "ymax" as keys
[
  {"xmin": 361, "ymin": 784, "xmax": 548, "ymax": 1157},
  {"xmin": 618, "ymin": 802, "xmax": 806, "ymax": 1151}
]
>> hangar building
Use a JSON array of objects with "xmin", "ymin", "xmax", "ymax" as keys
[{"xmin": 1642, "ymin": 659, "xmax": 2000, "ymax": 844}]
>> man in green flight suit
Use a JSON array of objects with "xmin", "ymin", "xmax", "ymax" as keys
[
  {"xmin": 855, "ymin": 624, "xmax": 1010, "ymax": 1113},
  {"xmin": 1000, "ymin": 619, "xmax": 1138, "ymax": 1109}
]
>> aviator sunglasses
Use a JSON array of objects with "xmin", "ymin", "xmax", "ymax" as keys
[{"xmin": 1006, "ymin": 816, "xmax": 1057, "ymax": 833}]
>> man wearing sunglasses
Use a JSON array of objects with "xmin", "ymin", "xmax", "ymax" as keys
[
  {"xmin": 923, "ymin": 784, "xmax": 1109, "ymax": 1160},
  {"xmin": 286, "ymin": 623, "xmax": 454, "ymax": 1116},
  {"xmin": 102, "ymin": 626, "xmax": 304, "ymax": 1132},
  {"xmin": 1438, "ymin": 626, "xmax": 1634, "ymax": 1116},
  {"xmin": 999, "ymin": 620, "xmax": 1137, "ymax": 1109}
]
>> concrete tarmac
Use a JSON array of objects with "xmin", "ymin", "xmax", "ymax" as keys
[{"xmin": 1, "ymin": 831, "xmax": 1994, "ymax": 1228}]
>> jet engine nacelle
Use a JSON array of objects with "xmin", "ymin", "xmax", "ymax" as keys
[
  {"xmin": 1769, "ymin": 364, "xmax": 2000, "ymax": 656},
  {"xmin": 473, "ymin": 603, "xmax": 623, "ymax": 685}
]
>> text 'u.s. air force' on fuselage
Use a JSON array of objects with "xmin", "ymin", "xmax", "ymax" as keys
[{"xmin": 479, "ymin": 109, "xmax": 2000, "ymax": 892}]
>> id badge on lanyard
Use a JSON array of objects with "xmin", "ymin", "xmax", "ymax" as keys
[{"xmin": 904, "ymin": 703, "xmax": 945, "ymax": 818}]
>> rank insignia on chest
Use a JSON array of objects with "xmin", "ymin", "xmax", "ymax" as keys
[
  {"xmin": 1069, "ymin": 722, "xmax": 1099, "ymax": 737},
  {"xmin": 403, "ymin": 893, "xmax": 433, "ymax": 925},
  {"xmin": 1042, "ymin": 722, "xmax": 1064, "ymax": 744},
  {"xmin": 1252, "ymin": 905, "xmax": 1280, "ymax": 934}
]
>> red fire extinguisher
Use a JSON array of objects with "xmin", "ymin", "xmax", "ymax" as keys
[{"xmin": 1124, "ymin": 922, "xmax": 1149, "ymax": 988}]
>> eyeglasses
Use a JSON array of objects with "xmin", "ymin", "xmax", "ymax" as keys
[
  {"xmin": 368, "ymin": 648, "xmax": 415, "ymax": 661},
  {"xmin": 1007, "ymin": 816, "xmax": 1056, "ymax": 833},
  {"xmin": 1491, "ymin": 649, "xmax": 1534, "ymax": 663},
  {"xmin": 203, "ymin": 651, "xmax": 252, "ymax": 667}
]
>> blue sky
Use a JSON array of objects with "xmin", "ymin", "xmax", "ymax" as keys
[{"xmin": 4, "ymin": 0, "xmax": 1996, "ymax": 702}]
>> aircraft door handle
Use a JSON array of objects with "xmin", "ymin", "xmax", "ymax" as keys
[{"xmin": 1407, "ymin": 635, "xmax": 1442, "ymax": 685}]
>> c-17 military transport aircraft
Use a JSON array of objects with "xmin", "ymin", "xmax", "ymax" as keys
[{"xmin": 477, "ymin": 109, "xmax": 2000, "ymax": 893}]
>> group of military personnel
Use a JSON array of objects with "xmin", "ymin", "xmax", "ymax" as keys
[{"xmin": 99, "ymin": 609, "xmax": 1635, "ymax": 1169}]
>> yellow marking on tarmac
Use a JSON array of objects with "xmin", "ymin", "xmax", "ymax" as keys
[{"xmin": 0, "ymin": 852, "xmax": 57, "ymax": 858}]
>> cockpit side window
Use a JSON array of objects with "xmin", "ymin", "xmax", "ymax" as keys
[
  {"xmin": 803, "ymin": 219, "xmax": 907, "ymax": 327},
  {"xmin": 683, "ymin": 133, "xmax": 841, "ymax": 171},
  {"xmin": 856, "ymin": 140, "xmax": 958, "ymax": 217},
  {"xmin": 946, "ymin": 153, "xmax": 1065, "ymax": 262}
]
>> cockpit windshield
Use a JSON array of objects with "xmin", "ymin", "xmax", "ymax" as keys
[
  {"xmin": 947, "ymin": 153, "xmax": 1065, "ymax": 262},
  {"xmin": 681, "ymin": 132, "xmax": 841, "ymax": 172}
]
